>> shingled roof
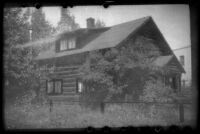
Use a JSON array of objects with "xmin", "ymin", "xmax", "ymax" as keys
[
  {"xmin": 19, "ymin": 16, "xmax": 150, "ymax": 60},
  {"xmin": 18, "ymin": 16, "xmax": 185, "ymax": 73}
]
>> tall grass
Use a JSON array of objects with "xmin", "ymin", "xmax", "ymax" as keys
[{"xmin": 4, "ymin": 91, "xmax": 195, "ymax": 129}]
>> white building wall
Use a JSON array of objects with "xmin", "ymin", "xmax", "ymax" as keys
[{"xmin": 173, "ymin": 46, "xmax": 191, "ymax": 87}]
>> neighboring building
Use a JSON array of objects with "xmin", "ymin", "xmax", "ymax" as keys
[
  {"xmin": 173, "ymin": 46, "xmax": 191, "ymax": 87},
  {"xmin": 19, "ymin": 16, "xmax": 185, "ymax": 102}
]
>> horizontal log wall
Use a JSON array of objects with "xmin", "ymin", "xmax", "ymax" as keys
[{"xmin": 40, "ymin": 65, "xmax": 81, "ymax": 101}]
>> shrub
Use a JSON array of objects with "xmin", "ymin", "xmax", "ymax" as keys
[
  {"xmin": 140, "ymin": 80, "xmax": 178, "ymax": 103},
  {"xmin": 78, "ymin": 36, "xmax": 161, "ymax": 107}
]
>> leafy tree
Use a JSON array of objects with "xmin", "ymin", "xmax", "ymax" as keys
[
  {"xmin": 4, "ymin": 8, "xmax": 29, "ymax": 46},
  {"xmin": 30, "ymin": 8, "xmax": 55, "ymax": 41},
  {"xmin": 4, "ymin": 7, "xmax": 52, "ymax": 102},
  {"xmin": 4, "ymin": 7, "xmax": 30, "ymax": 89},
  {"xmin": 78, "ymin": 36, "xmax": 163, "ymax": 106},
  {"xmin": 56, "ymin": 8, "xmax": 79, "ymax": 33},
  {"xmin": 95, "ymin": 19, "xmax": 106, "ymax": 28}
]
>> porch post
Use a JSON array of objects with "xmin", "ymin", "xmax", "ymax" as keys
[
  {"xmin": 163, "ymin": 71, "xmax": 166, "ymax": 86},
  {"xmin": 177, "ymin": 74, "xmax": 181, "ymax": 93},
  {"xmin": 179, "ymin": 74, "xmax": 182, "ymax": 93}
]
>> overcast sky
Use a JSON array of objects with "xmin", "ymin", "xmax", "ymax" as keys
[{"xmin": 42, "ymin": 5, "xmax": 190, "ymax": 50}]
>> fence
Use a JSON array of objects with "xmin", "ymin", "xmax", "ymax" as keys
[{"xmin": 48, "ymin": 100, "xmax": 194, "ymax": 123}]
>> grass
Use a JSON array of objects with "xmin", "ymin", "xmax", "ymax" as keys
[
  {"xmin": 4, "ymin": 100, "xmax": 196, "ymax": 129},
  {"xmin": 4, "ymin": 89, "xmax": 196, "ymax": 129}
]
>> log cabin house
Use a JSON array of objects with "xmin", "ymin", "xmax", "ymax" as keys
[{"xmin": 20, "ymin": 16, "xmax": 185, "ymax": 102}]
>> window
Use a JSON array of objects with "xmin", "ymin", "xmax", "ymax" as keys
[
  {"xmin": 46, "ymin": 79, "xmax": 62, "ymax": 95},
  {"xmin": 179, "ymin": 55, "xmax": 184, "ymax": 66},
  {"xmin": 55, "ymin": 81, "xmax": 62, "ymax": 94},
  {"xmin": 77, "ymin": 79, "xmax": 83, "ymax": 93},
  {"xmin": 47, "ymin": 81, "xmax": 54, "ymax": 94},
  {"xmin": 60, "ymin": 38, "xmax": 76, "ymax": 51},
  {"xmin": 78, "ymin": 82, "xmax": 83, "ymax": 93},
  {"xmin": 68, "ymin": 39, "xmax": 76, "ymax": 49},
  {"xmin": 60, "ymin": 40, "xmax": 68, "ymax": 51}
]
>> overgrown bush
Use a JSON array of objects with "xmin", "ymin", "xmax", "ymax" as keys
[
  {"xmin": 78, "ymin": 36, "xmax": 161, "ymax": 107},
  {"xmin": 140, "ymin": 80, "xmax": 178, "ymax": 102}
]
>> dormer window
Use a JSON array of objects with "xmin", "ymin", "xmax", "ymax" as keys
[
  {"xmin": 68, "ymin": 39, "xmax": 76, "ymax": 49},
  {"xmin": 59, "ymin": 38, "xmax": 76, "ymax": 51},
  {"xmin": 60, "ymin": 40, "xmax": 68, "ymax": 51}
]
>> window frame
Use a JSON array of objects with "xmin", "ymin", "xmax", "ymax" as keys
[
  {"xmin": 46, "ymin": 79, "xmax": 63, "ymax": 95},
  {"xmin": 60, "ymin": 40, "xmax": 68, "ymax": 51},
  {"xmin": 47, "ymin": 80, "xmax": 54, "ymax": 94},
  {"xmin": 68, "ymin": 39, "xmax": 76, "ymax": 49},
  {"xmin": 59, "ymin": 38, "xmax": 76, "ymax": 52}
]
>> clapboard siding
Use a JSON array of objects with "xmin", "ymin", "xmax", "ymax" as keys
[{"xmin": 40, "ymin": 65, "xmax": 82, "ymax": 102}]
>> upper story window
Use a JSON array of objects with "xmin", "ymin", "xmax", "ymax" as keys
[
  {"xmin": 60, "ymin": 40, "xmax": 68, "ymax": 51},
  {"xmin": 179, "ymin": 55, "xmax": 184, "ymax": 66},
  {"xmin": 68, "ymin": 39, "xmax": 76, "ymax": 49},
  {"xmin": 60, "ymin": 38, "xmax": 76, "ymax": 51}
]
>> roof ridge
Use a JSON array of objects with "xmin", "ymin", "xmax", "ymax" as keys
[
  {"xmin": 110, "ymin": 16, "xmax": 151, "ymax": 28},
  {"xmin": 18, "ymin": 16, "xmax": 151, "ymax": 48}
]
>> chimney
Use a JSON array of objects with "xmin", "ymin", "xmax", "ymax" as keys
[{"xmin": 86, "ymin": 17, "xmax": 95, "ymax": 28}]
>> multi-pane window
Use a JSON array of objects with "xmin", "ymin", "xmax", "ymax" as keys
[
  {"xmin": 60, "ymin": 38, "xmax": 76, "ymax": 51},
  {"xmin": 179, "ymin": 55, "xmax": 185, "ymax": 66},
  {"xmin": 47, "ymin": 79, "xmax": 62, "ymax": 95}
]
